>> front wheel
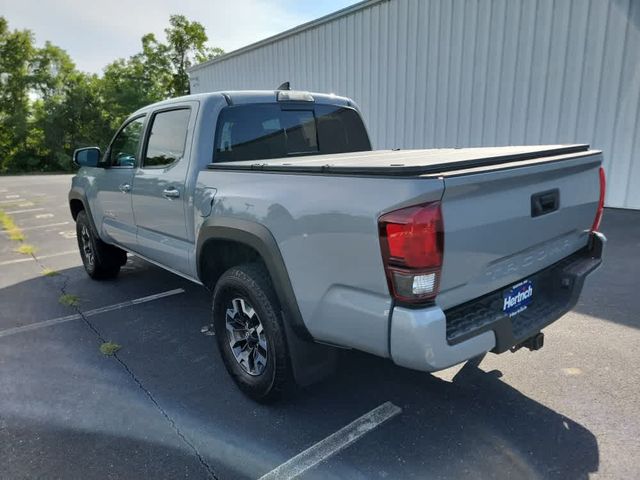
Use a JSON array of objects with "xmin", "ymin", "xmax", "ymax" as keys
[
  {"xmin": 212, "ymin": 263, "xmax": 292, "ymax": 402},
  {"xmin": 75, "ymin": 210, "xmax": 126, "ymax": 280}
]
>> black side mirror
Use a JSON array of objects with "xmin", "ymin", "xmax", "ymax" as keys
[{"xmin": 73, "ymin": 147, "xmax": 102, "ymax": 168}]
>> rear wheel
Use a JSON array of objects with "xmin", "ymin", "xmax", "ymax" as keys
[
  {"xmin": 75, "ymin": 210, "xmax": 126, "ymax": 280},
  {"xmin": 212, "ymin": 263, "xmax": 292, "ymax": 402}
]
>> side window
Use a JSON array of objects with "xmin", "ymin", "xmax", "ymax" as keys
[
  {"xmin": 144, "ymin": 109, "xmax": 190, "ymax": 168},
  {"xmin": 109, "ymin": 116, "xmax": 145, "ymax": 167}
]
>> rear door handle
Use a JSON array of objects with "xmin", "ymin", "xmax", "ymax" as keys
[
  {"xmin": 162, "ymin": 187, "xmax": 180, "ymax": 199},
  {"xmin": 119, "ymin": 183, "xmax": 131, "ymax": 193}
]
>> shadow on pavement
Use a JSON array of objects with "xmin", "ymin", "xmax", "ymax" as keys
[
  {"xmin": 0, "ymin": 259, "xmax": 601, "ymax": 479},
  {"xmin": 573, "ymin": 208, "xmax": 640, "ymax": 330}
]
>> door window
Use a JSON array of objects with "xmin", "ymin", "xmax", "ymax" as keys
[
  {"xmin": 144, "ymin": 109, "xmax": 191, "ymax": 168},
  {"xmin": 109, "ymin": 116, "xmax": 145, "ymax": 167}
]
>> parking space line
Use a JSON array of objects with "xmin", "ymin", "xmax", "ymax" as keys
[
  {"xmin": 0, "ymin": 250, "xmax": 78, "ymax": 266},
  {"xmin": 0, "ymin": 288, "xmax": 185, "ymax": 339},
  {"xmin": 5, "ymin": 208, "xmax": 45, "ymax": 214},
  {"xmin": 258, "ymin": 401, "xmax": 402, "ymax": 480},
  {"xmin": 18, "ymin": 222, "xmax": 70, "ymax": 231}
]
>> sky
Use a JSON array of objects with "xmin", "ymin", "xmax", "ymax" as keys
[{"xmin": 0, "ymin": 0, "xmax": 360, "ymax": 74}]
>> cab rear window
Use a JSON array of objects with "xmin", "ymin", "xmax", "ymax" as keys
[{"xmin": 214, "ymin": 104, "xmax": 371, "ymax": 162}]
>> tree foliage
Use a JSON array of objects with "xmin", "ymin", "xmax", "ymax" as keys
[{"xmin": 0, "ymin": 15, "xmax": 223, "ymax": 173}]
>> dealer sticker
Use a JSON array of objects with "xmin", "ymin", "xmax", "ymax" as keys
[{"xmin": 503, "ymin": 279, "xmax": 534, "ymax": 317}]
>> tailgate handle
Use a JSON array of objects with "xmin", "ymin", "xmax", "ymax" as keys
[{"xmin": 531, "ymin": 189, "xmax": 559, "ymax": 217}]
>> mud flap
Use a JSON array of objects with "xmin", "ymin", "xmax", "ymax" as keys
[{"xmin": 281, "ymin": 311, "xmax": 339, "ymax": 387}]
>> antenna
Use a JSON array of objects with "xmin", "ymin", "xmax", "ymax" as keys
[{"xmin": 276, "ymin": 81, "xmax": 290, "ymax": 91}]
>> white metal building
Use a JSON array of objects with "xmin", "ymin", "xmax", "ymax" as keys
[{"xmin": 189, "ymin": 0, "xmax": 640, "ymax": 209}]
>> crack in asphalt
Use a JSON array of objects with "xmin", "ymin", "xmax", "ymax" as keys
[{"xmin": 35, "ymin": 254, "xmax": 219, "ymax": 480}]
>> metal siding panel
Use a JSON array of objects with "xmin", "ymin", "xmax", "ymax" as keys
[
  {"xmin": 510, "ymin": 0, "xmax": 537, "ymax": 145},
  {"xmin": 404, "ymin": 0, "xmax": 419, "ymax": 147},
  {"xmin": 593, "ymin": 0, "xmax": 630, "ymax": 207},
  {"xmin": 435, "ymin": 0, "xmax": 453, "ymax": 148},
  {"xmin": 482, "ymin": 0, "xmax": 506, "ymax": 146},
  {"xmin": 496, "ymin": 0, "xmax": 520, "ymax": 146},
  {"xmin": 611, "ymin": 0, "xmax": 640, "ymax": 208},
  {"xmin": 424, "ymin": 0, "xmax": 440, "ymax": 147},
  {"xmin": 458, "ymin": 0, "xmax": 478, "ymax": 147},
  {"xmin": 469, "ymin": 0, "xmax": 492, "ymax": 146},
  {"xmin": 191, "ymin": 0, "xmax": 639, "ymax": 208},
  {"xmin": 412, "ymin": 0, "xmax": 428, "ymax": 149},
  {"xmin": 447, "ymin": 0, "xmax": 464, "ymax": 147}
]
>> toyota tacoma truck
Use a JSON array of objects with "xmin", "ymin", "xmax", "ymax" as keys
[{"xmin": 69, "ymin": 90, "xmax": 606, "ymax": 402}]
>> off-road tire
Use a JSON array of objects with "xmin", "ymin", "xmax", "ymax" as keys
[
  {"xmin": 75, "ymin": 210, "xmax": 126, "ymax": 280},
  {"xmin": 212, "ymin": 263, "xmax": 292, "ymax": 403}
]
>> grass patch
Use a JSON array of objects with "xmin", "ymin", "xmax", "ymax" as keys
[
  {"xmin": 1, "ymin": 210, "xmax": 27, "ymax": 242},
  {"xmin": 8, "ymin": 228, "xmax": 25, "ymax": 241},
  {"xmin": 15, "ymin": 244, "xmax": 36, "ymax": 255},
  {"xmin": 1, "ymin": 211, "xmax": 19, "ymax": 231},
  {"xmin": 58, "ymin": 293, "xmax": 79, "ymax": 307},
  {"xmin": 99, "ymin": 342, "xmax": 121, "ymax": 356},
  {"xmin": 42, "ymin": 268, "xmax": 59, "ymax": 277}
]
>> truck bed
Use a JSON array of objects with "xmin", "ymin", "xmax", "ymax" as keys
[{"xmin": 208, "ymin": 144, "xmax": 595, "ymax": 176}]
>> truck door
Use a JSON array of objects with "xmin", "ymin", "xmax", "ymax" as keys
[
  {"xmin": 96, "ymin": 115, "xmax": 145, "ymax": 250},
  {"xmin": 131, "ymin": 106, "xmax": 193, "ymax": 274}
]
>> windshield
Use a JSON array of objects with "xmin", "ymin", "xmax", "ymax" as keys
[{"xmin": 213, "ymin": 103, "xmax": 371, "ymax": 162}]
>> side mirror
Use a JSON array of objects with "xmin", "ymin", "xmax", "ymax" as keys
[{"xmin": 73, "ymin": 147, "xmax": 102, "ymax": 168}]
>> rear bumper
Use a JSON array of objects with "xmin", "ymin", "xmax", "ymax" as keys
[{"xmin": 389, "ymin": 232, "xmax": 605, "ymax": 372}]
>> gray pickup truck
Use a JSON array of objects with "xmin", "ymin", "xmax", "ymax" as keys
[{"xmin": 69, "ymin": 90, "xmax": 606, "ymax": 402}]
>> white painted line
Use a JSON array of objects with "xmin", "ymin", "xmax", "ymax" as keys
[
  {"xmin": 5, "ymin": 194, "xmax": 20, "ymax": 199},
  {"xmin": 35, "ymin": 213, "xmax": 54, "ymax": 219},
  {"xmin": 4, "ymin": 208, "xmax": 45, "ymax": 214},
  {"xmin": 0, "ymin": 250, "xmax": 78, "ymax": 266},
  {"xmin": 0, "ymin": 199, "xmax": 22, "ymax": 204},
  {"xmin": 19, "ymin": 221, "xmax": 69, "ymax": 231},
  {"xmin": 0, "ymin": 288, "xmax": 185, "ymax": 339},
  {"xmin": 258, "ymin": 402, "xmax": 402, "ymax": 480},
  {"xmin": 18, "ymin": 202, "xmax": 35, "ymax": 207}
]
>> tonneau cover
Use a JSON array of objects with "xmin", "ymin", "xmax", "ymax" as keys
[{"xmin": 208, "ymin": 144, "xmax": 593, "ymax": 176}]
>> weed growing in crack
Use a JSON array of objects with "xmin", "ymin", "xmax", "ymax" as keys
[
  {"xmin": 16, "ymin": 244, "xmax": 36, "ymax": 255},
  {"xmin": 58, "ymin": 293, "xmax": 80, "ymax": 307},
  {"xmin": 99, "ymin": 342, "xmax": 122, "ymax": 356}
]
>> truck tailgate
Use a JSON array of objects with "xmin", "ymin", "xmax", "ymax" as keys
[{"xmin": 436, "ymin": 149, "xmax": 602, "ymax": 311}]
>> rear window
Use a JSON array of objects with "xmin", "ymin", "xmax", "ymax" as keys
[{"xmin": 214, "ymin": 104, "xmax": 371, "ymax": 162}]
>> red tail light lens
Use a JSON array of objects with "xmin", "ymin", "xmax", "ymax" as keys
[
  {"xmin": 379, "ymin": 202, "xmax": 444, "ymax": 303},
  {"xmin": 591, "ymin": 167, "xmax": 606, "ymax": 232}
]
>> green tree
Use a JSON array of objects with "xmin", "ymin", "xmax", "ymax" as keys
[
  {"xmin": 0, "ymin": 14, "xmax": 223, "ymax": 173},
  {"xmin": 164, "ymin": 14, "xmax": 223, "ymax": 96},
  {"xmin": 0, "ymin": 18, "xmax": 35, "ymax": 171}
]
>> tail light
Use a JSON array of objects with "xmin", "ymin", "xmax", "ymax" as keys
[
  {"xmin": 591, "ymin": 167, "xmax": 606, "ymax": 232},
  {"xmin": 378, "ymin": 202, "xmax": 444, "ymax": 303}
]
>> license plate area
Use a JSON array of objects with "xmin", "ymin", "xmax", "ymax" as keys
[{"xmin": 502, "ymin": 279, "xmax": 534, "ymax": 317}]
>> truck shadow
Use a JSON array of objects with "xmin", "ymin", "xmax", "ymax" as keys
[
  {"xmin": 572, "ymin": 208, "xmax": 640, "ymax": 330},
  {"xmin": 0, "ymin": 261, "xmax": 600, "ymax": 479}
]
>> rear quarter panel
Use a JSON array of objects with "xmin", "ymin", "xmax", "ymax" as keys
[{"xmin": 195, "ymin": 170, "xmax": 444, "ymax": 356}]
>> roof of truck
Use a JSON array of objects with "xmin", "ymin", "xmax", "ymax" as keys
[{"xmin": 132, "ymin": 90, "xmax": 353, "ymax": 115}]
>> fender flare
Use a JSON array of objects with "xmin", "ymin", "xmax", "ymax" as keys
[
  {"xmin": 68, "ymin": 187, "xmax": 99, "ymax": 234},
  {"xmin": 196, "ymin": 217, "xmax": 312, "ymax": 341}
]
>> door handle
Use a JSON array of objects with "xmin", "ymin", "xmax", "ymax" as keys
[
  {"xmin": 162, "ymin": 187, "xmax": 180, "ymax": 199},
  {"xmin": 119, "ymin": 183, "xmax": 131, "ymax": 193},
  {"xmin": 531, "ymin": 189, "xmax": 559, "ymax": 217}
]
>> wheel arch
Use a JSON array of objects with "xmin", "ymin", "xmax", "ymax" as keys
[
  {"xmin": 68, "ymin": 188, "xmax": 99, "ymax": 233},
  {"xmin": 196, "ymin": 218, "xmax": 311, "ymax": 340}
]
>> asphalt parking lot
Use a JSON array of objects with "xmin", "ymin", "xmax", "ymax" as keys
[{"xmin": 1, "ymin": 174, "xmax": 639, "ymax": 479}]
